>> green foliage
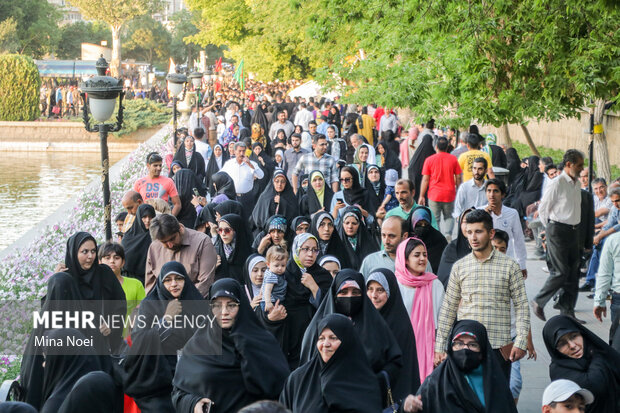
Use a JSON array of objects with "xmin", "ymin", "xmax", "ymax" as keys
[
  {"xmin": 0, "ymin": 0, "xmax": 60, "ymax": 57},
  {"xmin": 0, "ymin": 54, "xmax": 41, "ymax": 121},
  {"xmin": 67, "ymin": 0, "xmax": 163, "ymax": 28},
  {"xmin": 123, "ymin": 15, "xmax": 171, "ymax": 67},
  {"xmin": 112, "ymin": 99, "xmax": 171, "ymax": 137},
  {"xmin": 169, "ymin": 9, "xmax": 201, "ymax": 67},
  {"xmin": 56, "ymin": 21, "xmax": 112, "ymax": 60},
  {"xmin": 0, "ymin": 17, "xmax": 19, "ymax": 53}
]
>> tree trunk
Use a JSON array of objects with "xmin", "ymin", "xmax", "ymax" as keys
[
  {"xmin": 520, "ymin": 124, "xmax": 540, "ymax": 157},
  {"xmin": 592, "ymin": 98, "xmax": 611, "ymax": 183},
  {"xmin": 111, "ymin": 25, "xmax": 122, "ymax": 78},
  {"xmin": 500, "ymin": 123, "xmax": 513, "ymax": 148}
]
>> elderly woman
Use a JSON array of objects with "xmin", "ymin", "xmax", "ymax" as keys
[
  {"xmin": 214, "ymin": 214, "xmax": 253, "ymax": 283},
  {"xmin": 543, "ymin": 315, "xmax": 620, "ymax": 413},
  {"xmin": 280, "ymin": 314, "xmax": 383, "ymax": 413},
  {"xmin": 336, "ymin": 206, "xmax": 379, "ymax": 270},
  {"xmin": 172, "ymin": 279, "xmax": 289, "ymax": 413}
]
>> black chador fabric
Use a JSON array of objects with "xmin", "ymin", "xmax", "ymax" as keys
[
  {"xmin": 40, "ymin": 329, "xmax": 101, "ymax": 413},
  {"xmin": 121, "ymin": 203, "xmax": 156, "ymax": 283},
  {"xmin": 58, "ymin": 371, "xmax": 116, "ymax": 413},
  {"xmin": 280, "ymin": 314, "xmax": 383, "ymax": 413},
  {"xmin": 341, "ymin": 166, "xmax": 373, "ymax": 213},
  {"xmin": 375, "ymin": 140, "xmax": 402, "ymax": 177},
  {"xmin": 418, "ymin": 320, "xmax": 517, "ymax": 413},
  {"xmin": 299, "ymin": 170, "xmax": 334, "ymax": 217},
  {"xmin": 251, "ymin": 103, "xmax": 269, "ymax": 137},
  {"xmin": 336, "ymin": 206, "xmax": 380, "ymax": 270},
  {"xmin": 291, "ymin": 216, "xmax": 311, "ymax": 234},
  {"xmin": 256, "ymin": 255, "xmax": 333, "ymax": 370},
  {"xmin": 214, "ymin": 214, "xmax": 253, "ymax": 284},
  {"xmin": 204, "ymin": 144, "xmax": 229, "ymax": 196},
  {"xmin": 172, "ymin": 279, "xmax": 289, "ymax": 413},
  {"xmin": 123, "ymin": 262, "xmax": 203, "ymax": 412},
  {"xmin": 409, "ymin": 206, "xmax": 448, "ymax": 274},
  {"xmin": 436, "ymin": 208, "xmax": 473, "ymax": 288},
  {"xmin": 250, "ymin": 142, "xmax": 276, "ymax": 198},
  {"xmin": 251, "ymin": 169, "xmax": 299, "ymax": 234},
  {"xmin": 364, "ymin": 165, "xmax": 386, "ymax": 214},
  {"xmin": 512, "ymin": 155, "xmax": 544, "ymax": 218},
  {"xmin": 171, "ymin": 143, "xmax": 206, "ymax": 183},
  {"xmin": 0, "ymin": 402, "xmax": 38, "ymax": 413},
  {"xmin": 367, "ymin": 268, "xmax": 421, "ymax": 398},
  {"xmin": 407, "ymin": 134, "xmax": 435, "ymax": 201},
  {"xmin": 310, "ymin": 212, "xmax": 351, "ymax": 269},
  {"xmin": 505, "ymin": 148, "xmax": 523, "ymax": 186},
  {"xmin": 251, "ymin": 214, "xmax": 295, "ymax": 252},
  {"xmin": 210, "ymin": 171, "xmax": 237, "ymax": 200},
  {"xmin": 543, "ymin": 315, "xmax": 620, "ymax": 413},
  {"xmin": 173, "ymin": 168, "xmax": 206, "ymax": 229},
  {"xmin": 196, "ymin": 199, "xmax": 245, "ymax": 230},
  {"xmin": 300, "ymin": 270, "xmax": 402, "ymax": 386}
]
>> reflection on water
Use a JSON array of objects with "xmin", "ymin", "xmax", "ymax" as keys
[{"xmin": 0, "ymin": 151, "xmax": 125, "ymax": 251}]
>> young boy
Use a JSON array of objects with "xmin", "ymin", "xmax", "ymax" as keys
[
  {"xmin": 492, "ymin": 229, "xmax": 510, "ymax": 254},
  {"xmin": 380, "ymin": 169, "xmax": 400, "ymax": 212},
  {"xmin": 261, "ymin": 245, "xmax": 288, "ymax": 313},
  {"xmin": 542, "ymin": 379, "xmax": 593, "ymax": 413},
  {"xmin": 99, "ymin": 242, "xmax": 146, "ymax": 335}
]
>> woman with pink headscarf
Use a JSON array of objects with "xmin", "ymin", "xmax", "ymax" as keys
[
  {"xmin": 400, "ymin": 125, "xmax": 418, "ymax": 169},
  {"xmin": 394, "ymin": 237, "xmax": 445, "ymax": 384}
]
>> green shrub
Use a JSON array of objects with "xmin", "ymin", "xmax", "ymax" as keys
[
  {"xmin": 0, "ymin": 54, "xmax": 41, "ymax": 121},
  {"xmin": 112, "ymin": 99, "xmax": 171, "ymax": 137}
]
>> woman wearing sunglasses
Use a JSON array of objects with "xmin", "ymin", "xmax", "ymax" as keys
[
  {"xmin": 330, "ymin": 166, "xmax": 376, "ymax": 227},
  {"xmin": 214, "ymin": 214, "xmax": 253, "ymax": 284}
]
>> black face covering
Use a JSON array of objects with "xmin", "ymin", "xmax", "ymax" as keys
[
  {"xmin": 451, "ymin": 349, "xmax": 483, "ymax": 373},
  {"xmin": 414, "ymin": 225, "xmax": 430, "ymax": 237},
  {"xmin": 335, "ymin": 296, "xmax": 363, "ymax": 317}
]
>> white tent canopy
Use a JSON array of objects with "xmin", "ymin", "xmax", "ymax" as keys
[{"xmin": 288, "ymin": 80, "xmax": 339, "ymax": 100}]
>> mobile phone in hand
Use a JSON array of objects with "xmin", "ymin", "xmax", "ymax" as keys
[
  {"xmin": 193, "ymin": 188, "xmax": 200, "ymax": 197},
  {"xmin": 202, "ymin": 401, "xmax": 213, "ymax": 413}
]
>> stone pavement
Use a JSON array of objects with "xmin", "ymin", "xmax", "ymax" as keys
[{"xmin": 516, "ymin": 241, "xmax": 611, "ymax": 412}]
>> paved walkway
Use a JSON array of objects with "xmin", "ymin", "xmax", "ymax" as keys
[{"xmin": 516, "ymin": 241, "xmax": 611, "ymax": 412}]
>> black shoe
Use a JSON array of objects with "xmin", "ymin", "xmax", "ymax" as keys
[
  {"xmin": 587, "ymin": 294, "xmax": 594, "ymax": 299},
  {"xmin": 563, "ymin": 312, "xmax": 586, "ymax": 324},
  {"xmin": 530, "ymin": 300, "xmax": 546, "ymax": 321},
  {"xmin": 578, "ymin": 282, "xmax": 594, "ymax": 292}
]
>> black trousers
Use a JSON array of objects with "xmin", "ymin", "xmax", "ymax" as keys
[
  {"xmin": 534, "ymin": 221, "xmax": 580, "ymax": 313},
  {"xmin": 493, "ymin": 349, "xmax": 511, "ymax": 380}
]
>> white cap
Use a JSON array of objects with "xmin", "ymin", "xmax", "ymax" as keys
[{"xmin": 542, "ymin": 379, "xmax": 594, "ymax": 406}]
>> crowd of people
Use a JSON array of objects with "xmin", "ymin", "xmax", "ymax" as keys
[{"xmin": 8, "ymin": 79, "xmax": 620, "ymax": 413}]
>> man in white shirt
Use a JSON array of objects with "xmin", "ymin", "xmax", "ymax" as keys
[
  {"xmin": 531, "ymin": 149, "xmax": 585, "ymax": 322},
  {"xmin": 483, "ymin": 179, "xmax": 528, "ymax": 277},
  {"xmin": 294, "ymin": 103, "xmax": 314, "ymax": 131},
  {"xmin": 453, "ymin": 157, "xmax": 489, "ymax": 219},
  {"xmin": 268, "ymin": 110, "xmax": 295, "ymax": 140},
  {"xmin": 220, "ymin": 142, "xmax": 264, "ymax": 204},
  {"xmin": 592, "ymin": 178, "xmax": 613, "ymax": 223}
]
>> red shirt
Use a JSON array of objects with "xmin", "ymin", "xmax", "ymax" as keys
[
  {"xmin": 421, "ymin": 152, "xmax": 462, "ymax": 202},
  {"xmin": 133, "ymin": 176, "xmax": 178, "ymax": 202}
]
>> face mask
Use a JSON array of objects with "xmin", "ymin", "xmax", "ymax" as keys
[
  {"xmin": 335, "ymin": 296, "xmax": 363, "ymax": 317},
  {"xmin": 414, "ymin": 225, "xmax": 430, "ymax": 237},
  {"xmin": 451, "ymin": 349, "xmax": 483, "ymax": 373}
]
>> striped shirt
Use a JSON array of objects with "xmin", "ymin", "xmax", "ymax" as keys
[{"xmin": 435, "ymin": 248, "xmax": 530, "ymax": 351}]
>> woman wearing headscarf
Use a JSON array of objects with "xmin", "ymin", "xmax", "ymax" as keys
[
  {"xmin": 394, "ymin": 237, "xmax": 445, "ymax": 384},
  {"xmin": 38, "ymin": 328, "xmax": 101, "ymax": 413},
  {"xmin": 272, "ymin": 129, "xmax": 288, "ymax": 151},
  {"xmin": 214, "ymin": 213, "xmax": 253, "ymax": 284},
  {"xmin": 331, "ymin": 166, "xmax": 375, "ymax": 225},
  {"xmin": 251, "ymin": 169, "xmax": 299, "ymax": 235},
  {"xmin": 250, "ymin": 142, "xmax": 277, "ymax": 198},
  {"xmin": 58, "ymin": 371, "xmax": 116, "ymax": 413},
  {"xmin": 173, "ymin": 168, "xmax": 206, "ymax": 229},
  {"xmin": 327, "ymin": 105, "xmax": 342, "ymax": 132},
  {"xmin": 252, "ymin": 215, "xmax": 291, "ymax": 255},
  {"xmin": 375, "ymin": 140, "xmax": 402, "ymax": 177},
  {"xmin": 300, "ymin": 270, "xmax": 403, "ymax": 398},
  {"xmin": 336, "ymin": 206, "xmax": 380, "ymax": 270},
  {"xmin": 407, "ymin": 134, "xmax": 435, "ymax": 205},
  {"xmin": 280, "ymin": 314, "xmax": 383, "ymax": 413},
  {"xmin": 409, "ymin": 206, "xmax": 448, "ymax": 273},
  {"xmin": 122, "ymin": 203, "xmax": 156, "ymax": 284},
  {"xmin": 195, "ymin": 199, "xmax": 244, "ymax": 236},
  {"xmin": 310, "ymin": 211, "xmax": 351, "ymax": 269},
  {"xmin": 243, "ymin": 254, "xmax": 267, "ymax": 308},
  {"xmin": 366, "ymin": 269, "xmax": 421, "ymax": 398},
  {"xmin": 409, "ymin": 320, "xmax": 518, "ymax": 413},
  {"xmin": 291, "ymin": 215, "xmax": 311, "ymax": 235},
  {"xmin": 209, "ymin": 171, "xmax": 237, "ymax": 200},
  {"xmin": 257, "ymin": 233, "xmax": 333, "ymax": 369},
  {"xmin": 353, "ymin": 144, "xmax": 372, "ymax": 184},
  {"xmin": 251, "ymin": 104, "xmax": 269, "ymax": 136},
  {"xmin": 504, "ymin": 148, "xmax": 526, "ymax": 207},
  {"xmin": 400, "ymin": 126, "xmax": 418, "ymax": 170},
  {"xmin": 274, "ymin": 148, "xmax": 286, "ymax": 170},
  {"xmin": 299, "ymin": 170, "xmax": 334, "ymax": 217},
  {"xmin": 204, "ymin": 144, "xmax": 228, "ymax": 194},
  {"xmin": 436, "ymin": 207, "xmax": 474, "ymax": 288},
  {"xmin": 542, "ymin": 315, "xmax": 620, "ymax": 413},
  {"xmin": 170, "ymin": 135, "xmax": 206, "ymax": 183},
  {"xmin": 123, "ymin": 262, "xmax": 204, "ymax": 412},
  {"xmin": 251, "ymin": 123, "xmax": 270, "ymax": 154},
  {"xmin": 512, "ymin": 155, "xmax": 544, "ymax": 221},
  {"xmin": 481, "ymin": 133, "xmax": 508, "ymax": 169},
  {"xmin": 172, "ymin": 279, "xmax": 290, "ymax": 413},
  {"xmin": 364, "ymin": 165, "xmax": 386, "ymax": 214}
]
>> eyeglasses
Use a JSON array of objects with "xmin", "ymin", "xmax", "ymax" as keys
[
  {"xmin": 163, "ymin": 275, "xmax": 185, "ymax": 284},
  {"xmin": 218, "ymin": 227, "xmax": 233, "ymax": 235},
  {"xmin": 300, "ymin": 247, "xmax": 320, "ymax": 254},
  {"xmin": 210, "ymin": 302, "xmax": 240, "ymax": 313},
  {"xmin": 451, "ymin": 340, "xmax": 481, "ymax": 351},
  {"xmin": 340, "ymin": 177, "xmax": 352, "ymax": 183}
]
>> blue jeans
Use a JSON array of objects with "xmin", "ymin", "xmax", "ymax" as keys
[
  {"xmin": 509, "ymin": 359, "xmax": 522, "ymax": 399},
  {"xmin": 585, "ymin": 239, "xmax": 605, "ymax": 284}
]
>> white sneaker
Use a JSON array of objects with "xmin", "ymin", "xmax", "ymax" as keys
[{"xmin": 542, "ymin": 265, "xmax": 549, "ymax": 273}]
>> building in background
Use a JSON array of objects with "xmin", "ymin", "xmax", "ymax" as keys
[
  {"xmin": 153, "ymin": 0, "xmax": 186, "ymax": 27},
  {"xmin": 47, "ymin": 0, "xmax": 83, "ymax": 25}
]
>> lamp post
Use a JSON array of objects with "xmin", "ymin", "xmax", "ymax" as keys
[
  {"xmin": 188, "ymin": 71, "xmax": 203, "ymax": 129},
  {"xmin": 167, "ymin": 72, "xmax": 187, "ymax": 148},
  {"xmin": 80, "ymin": 55, "xmax": 124, "ymax": 241}
]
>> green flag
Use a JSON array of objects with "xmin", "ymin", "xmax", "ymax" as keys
[{"xmin": 233, "ymin": 59, "xmax": 245, "ymax": 91}]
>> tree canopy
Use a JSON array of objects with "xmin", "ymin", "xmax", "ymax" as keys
[
  {"xmin": 0, "ymin": 0, "xmax": 60, "ymax": 58},
  {"xmin": 56, "ymin": 21, "xmax": 112, "ymax": 60}
]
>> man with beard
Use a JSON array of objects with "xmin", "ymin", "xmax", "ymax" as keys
[
  {"xmin": 379, "ymin": 179, "xmax": 438, "ymax": 228},
  {"xmin": 284, "ymin": 133, "xmax": 308, "ymax": 183},
  {"xmin": 453, "ymin": 157, "xmax": 490, "ymax": 219},
  {"xmin": 359, "ymin": 216, "xmax": 409, "ymax": 278},
  {"xmin": 144, "ymin": 214, "xmax": 217, "ymax": 297}
]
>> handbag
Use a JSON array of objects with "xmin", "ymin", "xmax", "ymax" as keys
[
  {"xmin": 52, "ymin": 105, "xmax": 60, "ymax": 114},
  {"xmin": 381, "ymin": 371, "xmax": 400, "ymax": 413}
]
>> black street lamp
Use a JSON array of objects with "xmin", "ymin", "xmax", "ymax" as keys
[
  {"xmin": 80, "ymin": 55, "xmax": 124, "ymax": 241},
  {"xmin": 167, "ymin": 72, "xmax": 187, "ymax": 148},
  {"xmin": 189, "ymin": 71, "xmax": 203, "ymax": 128}
]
